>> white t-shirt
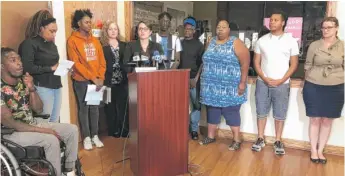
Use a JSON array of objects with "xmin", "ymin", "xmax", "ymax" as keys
[
  {"xmin": 151, "ymin": 33, "xmax": 182, "ymax": 60},
  {"xmin": 254, "ymin": 33, "xmax": 299, "ymax": 84}
]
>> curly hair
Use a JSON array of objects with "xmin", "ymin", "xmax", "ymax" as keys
[
  {"xmin": 25, "ymin": 10, "xmax": 53, "ymax": 39},
  {"xmin": 100, "ymin": 20, "xmax": 121, "ymax": 46},
  {"xmin": 71, "ymin": 9, "xmax": 93, "ymax": 30}
]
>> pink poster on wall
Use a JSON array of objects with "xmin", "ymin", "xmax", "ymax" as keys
[{"xmin": 264, "ymin": 17, "xmax": 303, "ymax": 47}]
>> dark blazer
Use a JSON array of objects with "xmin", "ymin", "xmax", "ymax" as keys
[{"xmin": 103, "ymin": 41, "xmax": 127, "ymax": 86}]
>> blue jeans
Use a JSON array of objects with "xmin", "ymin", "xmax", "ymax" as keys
[
  {"xmin": 190, "ymin": 87, "xmax": 201, "ymax": 132},
  {"xmin": 36, "ymin": 86, "xmax": 62, "ymax": 122}
]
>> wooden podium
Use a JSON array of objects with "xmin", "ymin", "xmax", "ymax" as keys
[{"xmin": 128, "ymin": 69, "xmax": 190, "ymax": 176}]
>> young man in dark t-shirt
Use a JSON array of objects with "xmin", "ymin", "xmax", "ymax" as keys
[{"xmin": 179, "ymin": 16, "xmax": 204, "ymax": 140}]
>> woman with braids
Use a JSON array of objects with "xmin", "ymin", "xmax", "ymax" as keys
[
  {"xmin": 18, "ymin": 10, "xmax": 61, "ymax": 123},
  {"xmin": 67, "ymin": 9, "xmax": 106, "ymax": 150}
]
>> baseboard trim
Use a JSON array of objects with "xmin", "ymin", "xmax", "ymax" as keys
[{"xmin": 199, "ymin": 126, "xmax": 344, "ymax": 156}]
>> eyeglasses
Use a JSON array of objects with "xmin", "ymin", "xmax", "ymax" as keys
[
  {"xmin": 138, "ymin": 27, "xmax": 149, "ymax": 32},
  {"xmin": 321, "ymin": 26, "xmax": 335, "ymax": 31}
]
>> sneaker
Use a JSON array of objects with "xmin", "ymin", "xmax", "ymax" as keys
[
  {"xmin": 251, "ymin": 137, "xmax": 265, "ymax": 152},
  {"xmin": 66, "ymin": 170, "xmax": 76, "ymax": 176},
  {"xmin": 92, "ymin": 135, "xmax": 104, "ymax": 148},
  {"xmin": 83, "ymin": 137, "xmax": 93, "ymax": 150},
  {"xmin": 191, "ymin": 131, "xmax": 199, "ymax": 140},
  {"xmin": 273, "ymin": 141, "xmax": 285, "ymax": 155},
  {"xmin": 199, "ymin": 137, "xmax": 216, "ymax": 145},
  {"xmin": 228, "ymin": 141, "xmax": 241, "ymax": 151}
]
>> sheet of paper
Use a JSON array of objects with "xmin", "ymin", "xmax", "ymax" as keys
[
  {"xmin": 107, "ymin": 87, "xmax": 111, "ymax": 103},
  {"xmin": 87, "ymin": 100, "xmax": 101, "ymax": 105},
  {"xmin": 135, "ymin": 67, "xmax": 157, "ymax": 72},
  {"xmin": 239, "ymin": 32, "xmax": 245, "ymax": 41},
  {"xmin": 103, "ymin": 87, "xmax": 112, "ymax": 104},
  {"xmin": 198, "ymin": 32, "xmax": 212, "ymax": 45},
  {"xmin": 85, "ymin": 84, "xmax": 106, "ymax": 102},
  {"xmin": 54, "ymin": 60, "xmax": 74, "ymax": 76}
]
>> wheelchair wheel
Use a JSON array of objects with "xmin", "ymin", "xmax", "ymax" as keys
[
  {"xmin": 75, "ymin": 158, "xmax": 85, "ymax": 176},
  {"xmin": 21, "ymin": 160, "xmax": 55, "ymax": 176},
  {"xmin": 1, "ymin": 143, "xmax": 22, "ymax": 176}
]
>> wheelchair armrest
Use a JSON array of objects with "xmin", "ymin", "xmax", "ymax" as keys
[
  {"xmin": 34, "ymin": 114, "xmax": 50, "ymax": 119},
  {"xmin": 1, "ymin": 126, "xmax": 15, "ymax": 135}
]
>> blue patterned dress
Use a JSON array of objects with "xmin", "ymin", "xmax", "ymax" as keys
[{"xmin": 200, "ymin": 36, "xmax": 247, "ymax": 107}]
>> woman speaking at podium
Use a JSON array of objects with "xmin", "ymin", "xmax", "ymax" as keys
[{"xmin": 123, "ymin": 21, "xmax": 164, "ymax": 71}]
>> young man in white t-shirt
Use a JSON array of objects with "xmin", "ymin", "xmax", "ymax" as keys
[
  {"xmin": 252, "ymin": 10, "xmax": 299, "ymax": 155},
  {"xmin": 151, "ymin": 12, "xmax": 182, "ymax": 69}
]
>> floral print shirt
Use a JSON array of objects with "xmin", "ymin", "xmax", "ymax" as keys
[
  {"xmin": 110, "ymin": 46, "xmax": 123, "ymax": 85},
  {"xmin": 1, "ymin": 79, "xmax": 34, "ymax": 124}
]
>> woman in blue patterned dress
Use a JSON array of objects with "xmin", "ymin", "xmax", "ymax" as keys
[{"xmin": 199, "ymin": 20, "xmax": 250, "ymax": 150}]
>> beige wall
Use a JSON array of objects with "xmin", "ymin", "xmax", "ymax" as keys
[
  {"xmin": 1, "ymin": 1, "xmax": 49, "ymax": 50},
  {"xmin": 336, "ymin": 1, "xmax": 344, "ymax": 40},
  {"xmin": 163, "ymin": 1, "xmax": 193, "ymax": 17},
  {"xmin": 193, "ymin": 1, "xmax": 217, "ymax": 35}
]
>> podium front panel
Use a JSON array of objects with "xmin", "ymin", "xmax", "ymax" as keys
[{"xmin": 128, "ymin": 70, "xmax": 189, "ymax": 176}]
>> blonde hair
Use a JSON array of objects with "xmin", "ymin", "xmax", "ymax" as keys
[{"xmin": 100, "ymin": 20, "xmax": 122, "ymax": 46}]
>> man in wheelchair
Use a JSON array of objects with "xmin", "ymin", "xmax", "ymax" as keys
[{"xmin": 1, "ymin": 47, "xmax": 79, "ymax": 176}]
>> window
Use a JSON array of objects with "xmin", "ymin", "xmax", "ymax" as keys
[{"xmin": 218, "ymin": 1, "xmax": 327, "ymax": 78}]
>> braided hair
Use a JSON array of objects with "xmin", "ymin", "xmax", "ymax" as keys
[{"xmin": 25, "ymin": 10, "xmax": 53, "ymax": 39}]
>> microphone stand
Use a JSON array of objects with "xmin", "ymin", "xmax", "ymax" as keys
[{"xmin": 156, "ymin": 60, "xmax": 159, "ymax": 70}]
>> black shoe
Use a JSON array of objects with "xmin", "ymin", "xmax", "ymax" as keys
[
  {"xmin": 191, "ymin": 131, "xmax": 199, "ymax": 140},
  {"xmin": 310, "ymin": 157, "xmax": 319, "ymax": 163},
  {"xmin": 319, "ymin": 158, "xmax": 327, "ymax": 164},
  {"xmin": 112, "ymin": 132, "xmax": 121, "ymax": 138},
  {"xmin": 121, "ymin": 130, "xmax": 129, "ymax": 138},
  {"xmin": 62, "ymin": 167, "xmax": 74, "ymax": 174}
]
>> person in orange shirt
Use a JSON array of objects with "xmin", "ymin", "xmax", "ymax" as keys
[{"xmin": 67, "ymin": 9, "xmax": 106, "ymax": 150}]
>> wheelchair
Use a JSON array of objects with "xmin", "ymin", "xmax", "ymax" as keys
[{"xmin": 1, "ymin": 114, "xmax": 85, "ymax": 176}]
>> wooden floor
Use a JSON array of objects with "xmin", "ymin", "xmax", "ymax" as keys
[{"xmin": 78, "ymin": 136, "xmax": 344, "ymax": 176}]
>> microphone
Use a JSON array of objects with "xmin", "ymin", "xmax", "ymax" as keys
[
  {"xmin": 153, "ymin": 50, "xmax": 161, "ymax": 69},
  {"xmin": 133, "ymin": 52, "xmax": 140, "ymax": 62},
  {"xmin": 132, "ymin": 52, "xmax": 140, "ymax": 67}
]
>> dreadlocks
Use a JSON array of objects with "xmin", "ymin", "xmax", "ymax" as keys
[{"xmin": 25, "ymin": 10, "xmax": 53, "ymax": 39}]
